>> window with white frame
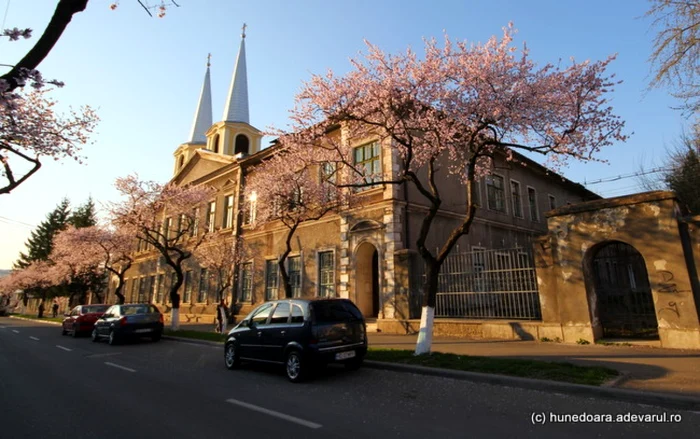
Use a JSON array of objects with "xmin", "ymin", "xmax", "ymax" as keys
[
  {"xmin": 223, "ymin": 194, "xmax": 234, "ymax": 229},
  {"xmin": 527, "ymin": 187, "xmax": 539, "ymax": 222},
  {"xmin": 288, "ymin": 255, "xmax": 302, "ymax": 298},
  {"xmin": 244, "ymin": 192, "xmax": 257, "ymax": 225},
  {"xmin": 265, "ymin": 260, "xmax": 279, "ymax": 300},
  {"xmin": 353, "ymin": 141, "xmax": 381, "ymax": 190},
  {"xmin": 486, "ymin": 174, "xmax": 506, "ymax": 212},
  {"xmin": 318, "ymin": 251, "xmax": 335, "ymax": 297},
  {"xmin": 510, "ymin": 180, "xmax": 523, "ymax": 218},
  {"xmin": 240, "ymin": 262, "xmax": 253, "ymax": 302},
  {"xmin": 206, "ymin": 201, "xmax": 216, "ymax": 232}
]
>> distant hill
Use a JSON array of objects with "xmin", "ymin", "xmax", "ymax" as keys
[{"xmin": 0, "ymin": 269, "xmax": 11, "ymax": 278}]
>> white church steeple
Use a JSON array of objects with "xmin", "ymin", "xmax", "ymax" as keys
[
  {"xmin": 187, "ymin": 54, "xmax": 213, "ymax": 144},
  {"xmin": 222, "ymin": 24, "xmax": 249, "ymax": 123}
]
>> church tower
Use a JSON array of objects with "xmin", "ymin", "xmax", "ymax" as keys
[
  {"xmin": 206, "ymin": 24, "xmax": 262, "ymax": 159},
  {"xmin": 173, "ymin": 55, "xmax": 213, "ymax": 175}
]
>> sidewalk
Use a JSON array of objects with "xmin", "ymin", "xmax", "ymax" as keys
[{"xmin": 176, "ymin": 322, "xmax": 700, "ymax": 398}]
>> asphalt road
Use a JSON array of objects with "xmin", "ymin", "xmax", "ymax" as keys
[{"xmin": 1, "ymin": 317, "xmax": 698, "ymax": 439}]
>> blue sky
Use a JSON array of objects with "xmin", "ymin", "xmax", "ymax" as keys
[{"xmin": 0, "ymin": 0, "xmax": 692, "ymax": 269}]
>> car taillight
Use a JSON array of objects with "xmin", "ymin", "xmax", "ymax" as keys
[{"xmin": 119, "ymin": 316, "xmax": 128, "ymax": 326}]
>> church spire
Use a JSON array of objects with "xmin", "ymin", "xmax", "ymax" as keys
[
  {"xmin": 187, "ymin": 54, "xmax": 213, "ymax": 144},
  {"xmin": 222, "ymin": 24, "xmax": 249, "ymax": 124}
]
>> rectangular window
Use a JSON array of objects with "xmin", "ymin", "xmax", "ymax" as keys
[
  {"xmin": 528, "ymin": 187, "xmax": 539, "ymax": 222},
  {"xmin": 265, "ymin": 260, "xmax": 279, "ymax": 301},
  {"xmin": 548, "ymin": 194, "xmax": 556, "ymax": 210},
  {"xmin": 164, "ymin": 217, "xmax": 173, "ymax": 241},
  {"xmin": 486, "ymin": 174, "xmax": 506, "ymax": 212},
  {"xmin": 138, "ymin": 276, "xmax": 147, "ymax": 303},
  {"xmin": 510, "ymin": 180, "xmax": 523, "ymax": 218},
  {"xmin": 198, "ymin": 268, "xmax": 208, "ymax": 303},
  {"xmin": 156, "ymin": 274, "xmax": 165, "ymax": 303},
  {"xmin": 223, "ymin": 194, "xmax": 234, "ymax": 229},
  {"xmin": 206, "ymin": 201, "xmax": 216, "ymax": 232},
  {"xmin": 244, "ymin": 193, "xmax": 257, "ymax": 225},
  {"xmin": 321, "ymin": 162, "xmax": 337, "ymax": 202},
  {"xmin": 472, "ymin": 246, "xmax": 486, "ymax": 292},
  {"xmin": 318, "ymin": 251, "xmax": 335, "ymax": 298},
  {"xmin": 353, "ymin": 141, "xmax": 381, "ymax": 190},
  {"xmin": 130, "ymin": 278, "xmax": 139, "ymax": 303},
  {"xmin": 472, "ymin": 178, "xmax": 481, "ymax": 207},
  {"xmin": 147, "ymin": 275, "xmax": 156, "ymax": 302},
  {"xmin": 183, "ymin": 270, "xmax": 193, "ymax": 303},
  {"xmin": 240, "ymin": 262, "xmax": 253, "ymax": 302},
  {"xmin": 288, "ymin": 255, "xmax": 302, "ymax": 298},
  {"xmin": 191, "ymin": 208, "xmax": 200, "ymax": 237}
]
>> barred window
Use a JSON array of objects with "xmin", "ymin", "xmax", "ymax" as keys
[
  {"xmin": 240, "ymin": 262, "xmax": 253, "ymax": 302},
  {"xmin": 183, "ymin": 270, "xmax": 193, "ymax": 303},
  {"xmin": 265, "ymin": 260, "xmax": 278, "ymax": 301},
  {"xmin": 198, "ymin": 268, "xmax": 208, "ymax": 303},
  {"xmin": 288, "ymin": 255, "xmax": 302, "ymax": 298},
  {"xmin": 318, "ymin": 251, "xmax": 335, "ymax": 297}
]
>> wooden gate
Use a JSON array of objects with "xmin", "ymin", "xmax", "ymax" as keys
[{"xmin": 592, "ymin": 241, "xmax": 658, "ymax": 339}]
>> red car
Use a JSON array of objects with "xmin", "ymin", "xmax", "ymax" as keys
[{"xmin": 62, "ymin": 304, "xmax": 110, "ymax": 337}]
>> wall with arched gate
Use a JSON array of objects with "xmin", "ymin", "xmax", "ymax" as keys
[{"xmin": 534, "ymin": 191, "xmax": 700, "ymax": 349}]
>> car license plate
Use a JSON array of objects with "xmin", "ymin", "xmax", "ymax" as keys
[
  {"xmin": 134, "ymin": 328, "xmax": 152, "ymax": 333},
  {"xmin": 335, "ymin": 350, "xmax": 355, "ymax": 360}
]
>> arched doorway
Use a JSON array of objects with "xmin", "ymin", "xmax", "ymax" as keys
[
  {"xmin": 355, "ymin": 242, "xmax": 380, "ymax": 317},
  {"xmin": 591, "ymin": 241, "xmax": 658, "ymax": 339}
]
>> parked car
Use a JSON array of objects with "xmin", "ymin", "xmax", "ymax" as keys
[
  {"xmin": 224, "ymin": 298, "xmax": 367, "ymax": 382},
  {"xmin": 61, "ymin": 304, "xmax": 110, "ymax": 337},
  {"xmin": 91, "ymin": 303, "xmax": 164, "ymax": 345}
]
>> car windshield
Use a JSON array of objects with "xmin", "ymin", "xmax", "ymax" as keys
[
  {"xmin": 310, "ymin": 301, "xmax": 363, "ymax": 323},
  {"xmin": 81, "ymin": 305, "xmax": 109, "ymax": 314},
  {"xmin": 122, "ymin": 305, "xmax": 155, "ymax": 315}
]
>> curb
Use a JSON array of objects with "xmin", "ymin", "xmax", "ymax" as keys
[
  {"xmin": 8, "ymin": 315, "xmax": 61, "ymax": 326},
  {"xmin": 364, "ymin": 361, "xmax": 700, "ymax": 411},
  {"xmin": 162, "ymin": 335, "xmax": 222, "ymax": 347}
]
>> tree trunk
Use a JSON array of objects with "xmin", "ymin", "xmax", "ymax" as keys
[
  {"xmin": 114, "ymin": 277, "xmax": 126, "ymax": 304},
  {"xmin": 415, "ymin": 261, "xmax": 440, "ymax": 355},
  {"xmin": 169, "ymin": 271, "xmax": 183, "ymax": 330},
  {"xmin": 278, "ymin": 223, "xmax": 298, "ymax": 299}
]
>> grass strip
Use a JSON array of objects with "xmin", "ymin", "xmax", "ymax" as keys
[{"xmin": 366, "ymin": 348, "xmax": 619, "ymax": 386}]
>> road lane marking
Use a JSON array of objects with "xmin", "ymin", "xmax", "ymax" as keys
[
  {"xmin": 56, "ymin": 345, "xmax": 72, "ymax": 352},
  {"xmin": 86, "ymin": 352, "xmax": 122, "ymax": 358},
  {"xmin": 225, "ymin": 398, "xmax": 322, "ymax": 429},
  {"xmin": 29, "ymin": 336, "xmax": 39, "ymax": 341},
  {"xmin": 104, "ymin": 362, "xmax": 136, "ymax": 373},
  {"xmin": 12, "ymin": 330, "xmax": 19, "ymax": 334},
  {"xmin": 0, "ymin": 326, "xmax": 6, "ymax": 329}
]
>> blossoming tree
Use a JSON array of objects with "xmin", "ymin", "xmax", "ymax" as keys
[
  {"xmin": 48, "ymin": 227, "xmax": 107, "ymax": 305},
  {"xmin": 108, "ymin": 174, "xmax": 214, "ymax": 329},
  {"xmin": 244, "ymin": 144, "xmax": 349, "ymax": 298},
  {"xmin": 281, "ymin": 24, "xmax": 628, "ymax": 354},
  {"xmin": 193, "ymin": 235, "xmax": 249, "ymax": 315}
]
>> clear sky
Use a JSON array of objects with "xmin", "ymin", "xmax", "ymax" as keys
[{"xmin": 0, "ymin": 0, "xmax": 692, "ymax": 269}]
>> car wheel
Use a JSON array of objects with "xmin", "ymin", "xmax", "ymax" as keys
[
  {"xmin": 91, "ymin": 328, "xmax": 99, "ymax": 342},
  {"xmin": 151, "ymin": 331, "xmax": 161, "ymax": 342},
  {"xmin": 285, "ymin": 350, "xmax": 306, "ymax": 383},
  {"xmin": 108, "ymin": 330, "xmax": 119, "ymax": 346},
  {"xmin": 72, "ymin": 324, "xmax": 79, "ymax": 338},
  {"xmin": 344, "ymin": 355, "xmax": 364, "ymax": 371},
  {"xmin": 224, "ymin": 342, "xmax": 239, "ymax": 370}
]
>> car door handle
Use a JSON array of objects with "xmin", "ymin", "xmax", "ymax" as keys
[
  {"xmin": 257, "ymin": 331, "xmax": 262, "ymax": 337},
  {"xmin": 280, "ymin": 330, "xmax": 286, "ymax": 335}
]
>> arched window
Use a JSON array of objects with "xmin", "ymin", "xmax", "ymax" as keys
[
  {"xmin": 212, "ymin": 134, "xmax": 220, "ymax": 154},
  {"xmin": 235, "ymin": 134, "xmax": 249, "ymax": 155}
]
